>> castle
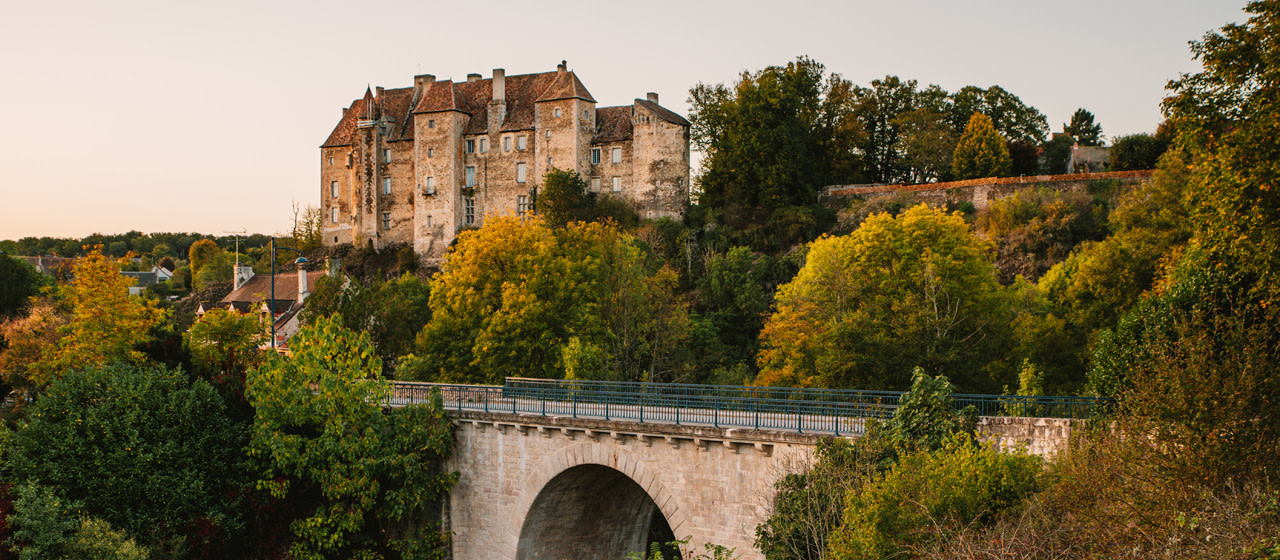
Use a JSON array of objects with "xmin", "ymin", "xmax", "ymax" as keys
[{"xmin": 320, "ymin": 61, "xmax": 691, "ymax": 258}]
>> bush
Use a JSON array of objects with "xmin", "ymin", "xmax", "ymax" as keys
[
  {"xmin": 827, "ymin": 434, "xmax": 1044, "ymax": 560},
  {"xmin": 1109, "ymin": 133, "xmax": 1169, "ymax": 171}
]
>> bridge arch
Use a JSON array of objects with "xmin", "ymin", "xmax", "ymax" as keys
[{"xmin": 509, "ymin": 442, "xmax": 690, "ymax": 559}]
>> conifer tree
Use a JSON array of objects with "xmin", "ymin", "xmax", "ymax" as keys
[{"xmin": 951, "ymin": 113, "xmax": 1012, "ymax": 180}]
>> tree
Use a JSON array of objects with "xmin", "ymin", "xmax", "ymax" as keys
[
  {"xmin": 0, "ymin": 300, "xmax": 66, "ymax": 414},
  {"xmin": 187, "ymin": 239, "xmax": 220, "ymax": 281},
  {"xmin": 1039, "ymin": 133, "xmax": 1075, "ymax": 174},
  {"xmin": 851, "ymin": 76, "xmax": 929, "ymax": 184},
  {"xmin": 246, "ymin": 315, "xmax": 456, "ymax": 560},
  {"xmin": 0, "ymin": 254, "xmax": 44, "ymax": 320},
  {"xmin": 536, "ymin": 168, "xmax": 591, "ymax": 227},
  {"xmin": 1063, "ymin": 108, "xmax": 1104, "ymax": 146},
  {"xmin": 184, "ymin": 307, "xmax": 265, "ymax": 386},
  {"xmin": 951, "ymin": 113, "xmax": 1012, "ymax": 180},
  {"xmin": 411, "ymin": 216, "xmax": 691, "ymax": 384},
  {"xmin": 756, "ymin": 204, "xmax": 1011, "ymax": 392},
  {"xmin": 892, "ymin": 108, "xmax": 958, "ymax": 183},
  {"xmin": 1109, "ymin": 133, "xmax": 1169, "ymax": 170},
  {"xmin": 303, "ymin": 273, "xmax": 432, "ymax": 363},
  {"xmin": 691, "ymin": 57, "xmax": 861, "ymax": 234},
  {"xmin": 947, "ymin": 85, "xmax": 1049, "ymax": 144},
  {"xmin": 5, "ymin": 364, "xmax": 248, "ymax": 555},
  {"xmin": 30, "ymin": 248, "xmax": 165, "ymax": 386},
  {"xmin": 1163, "ymin": 0, "xmax": 1280, "ymax": 296}
]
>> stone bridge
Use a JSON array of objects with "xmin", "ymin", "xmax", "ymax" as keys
[{"xmin": 392, "ymin": 381, "xmax": 1085, "ymax": 559}]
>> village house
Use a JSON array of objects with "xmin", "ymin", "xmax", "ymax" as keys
[
  {"xmin": 319, "ymin": 61, "xmax": 691, "ymax": 259},
  {"xmin": 197, "ymin": 261, "xmax": 330, "ymax": 349}
]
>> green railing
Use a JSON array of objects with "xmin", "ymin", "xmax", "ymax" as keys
[{"xmin": 389, "ymin": 378, "xmax": 1107, "ymax": 437}]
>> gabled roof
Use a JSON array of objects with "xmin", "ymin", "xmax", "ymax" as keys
[
  {"xmin": 593, "ymin": 106, "xmax": 633, "ymax": 144},
  {"xmin": 635, "ymin": 99, "xmax": 690, "ymax": 127},
  {"xmin": 221, "ymin": 270, "xmax": 326, "ymax": 305},
  {"xmin": 321, "ymin": 97, "xmax": 365, "ymax": 148},
  {"xmin": 535, "ymin": 71, "xmax": 596, "ymax": 103},
  {"xmin": 414, "ymin": 80, "xmax": 467, "ymax": 114}
]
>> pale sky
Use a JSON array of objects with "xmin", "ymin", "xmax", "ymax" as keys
[{"xmin": 0, "ymin": 0, "xmax": 1249, "ymax": 240}]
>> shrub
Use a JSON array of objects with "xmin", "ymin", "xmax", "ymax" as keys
[{"xmin": 827, "ymin": 434, "xmax": 1044, "ymax": 560}]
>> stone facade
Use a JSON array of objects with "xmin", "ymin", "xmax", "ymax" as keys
[
  {"xmin": 442, "ymin": 410, "xmax": 1074, "ymax": 559},
  {"xmin": 320, "ymin": 62, "xmax": 691, "ymax": 260}
]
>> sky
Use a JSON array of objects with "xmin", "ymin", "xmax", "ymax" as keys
[{"xmin": 0, "ymin": 0, "xmax": 1251, "ymax": 240}]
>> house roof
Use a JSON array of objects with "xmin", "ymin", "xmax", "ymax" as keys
[
  {"xmin": 593, "ymin": 106, "xmax": 634, "ymax": 144},
  {"xmin": 120, "ymin": 270, "xmax": 162, "ymax": 288},
  {"xmin": 635, "ymin": 99, "xmax": 690, "ymax": 127},
  {"xmin": 535, "ymin": 71, "xmax": 596, "ymax": 103},
  {"xmin": 221, "ymin": 270, "xmax": 327, "ymax": 305}
]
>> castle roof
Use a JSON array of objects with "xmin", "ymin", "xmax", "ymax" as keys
[
  {"xmin": 593, "ymin": 106, "xmax": 633, "ymax": 144},
  {"xmin": 324, "ymin": 66, "xmax": 685, "ymax": 146}
]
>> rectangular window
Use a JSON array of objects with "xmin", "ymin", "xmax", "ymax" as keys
[
  {"xmin": 425, "ymin": 176, "xmax": 435, "ymax": 194},
  {"xmin": 547, "ymin": 157, "xmax": 553, "ymax": 168},
  {"xmin": 590, "ymin": 177, "xmax": 601, "ymax": 193},
  {"xmin": 382, "ymin": 212, "xmax": 391, "ymax": 230},
  {"xmin": 517, "ymin": 136, "xmax": 527, "ymax": 150},
  {"xmin": 479, "ymin": 138, "xmax": 488, "ymax": 153},
  {"xmin": 611, "ymin": 147, "xmax": 622, "ymax": 163},
  {"xmin": 330, "ymin": 181, "xmax": 339, "ymax": 198},
  {"xmin": 428, "ymin": 119, "xmax": 435, "ymax": 129},
  {"xmin": 591, "ymin": 148, "xmax": 601, "ymax": 165},
  {"xmin": 427, "ymin": 148, "xmax": 434, "ymax": 158},
  {"xmin": 382, "ymin": 177, "xmax": 391, "ymax": 195},
  {"xmin": 612, "ymin": 176, "xmax": 621, "ymax": 192},
  {"xmin": 503, "ymin": 136, "xmax": 511, "ymax": 151},
  {"xmin": 382, "ymin": 149, "xmax": 390, "ymax": 162},
  {"xmin": 427, "ymin": 215, "xmax": 432, "ymax": 228},
  {"xmin": 545, "ymin": 130, "xmax": 551, "ymax": 138},
  {"xmin": 328, "ymin": 155, "xmax": 334, "ymax": 166},
  {"xmin": 466, "ymin": 139, "xmax": 475, "ymax": 153},
  {"xmin": 331, "ymin": 207, "xmax": 339, "ymax": 223},
  {"xmin": 517, "ymin": 195, "xmax": 529, "ymax": 214},
  {"xmin": 465, "ymin": 197, "xmax": 475, "ymax": 225},
  {"xmin": 465, "ymin": 166, "xmax": 476, "ymax": 188},
  {"xmin": 516, "ymin": 162, "xmax": 527, "ymax": 183}
]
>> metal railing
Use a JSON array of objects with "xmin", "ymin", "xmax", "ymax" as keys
[{"xmin": 389, "ymin": 378, "xmax": 1107, "ymax": 437}]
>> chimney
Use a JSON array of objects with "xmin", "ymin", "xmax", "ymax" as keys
[
  {"xmin": 557, "ymin": 60, "xmax": 567, "ymax": 74},
  {"xmin": 233, "ymin": 263, "xmax": 255, "ymax": 291},
  {"xmin": 342, "ymin": 107, "xmax": 348, "ymax": 116},
  {"xmin": 467, "ymin": 73, "xmax": 481, "ymax": 83},
  {"xmin": 413, "ymin": 74, "xmax": 435, "ymax": 103},
  {"xmin": 492, "ymin": 68, "xmax": 505, "ymax": 104},
  {"xmin": 295, "ymin": 257, "xmax": 310, "ymax": 305},
  {"xmin": 646, "ymin": 92, "xmax": 659, "ymax": 104},
  {"xmin": 375, "ymin": 86, "xmax": 385, "ymax": 97}
]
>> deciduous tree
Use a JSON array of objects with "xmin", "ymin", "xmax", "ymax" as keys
[{"xmin": 1063, "ymin": 108, "xmax": 1104, "ymax": 146}]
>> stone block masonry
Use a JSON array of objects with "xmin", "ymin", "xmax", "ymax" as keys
[
  {"xmin": 824, "ymin": 170, "xmax": 1154, "ymax": 211},
  {"xmin": 442, "ymin": 410, "xmax": 1074, "ymax": 559}
]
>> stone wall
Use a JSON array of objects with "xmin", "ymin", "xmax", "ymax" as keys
[
  {"xmin": 976, "ymin": 416, "xmax": 1075, "ymax": 458},
  {"xmin": 824, "ymin": 170, "xmax": 1154, "ymax": 211},
  {"xmin": 631, "ymin": 102, "xmax": 690, "ymax": 220}
]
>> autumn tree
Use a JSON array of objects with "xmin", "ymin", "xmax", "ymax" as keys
[
  {"xmin": 1063, "ymin": 108, "xmax": 1104, "ymax": 146},
  {"xmin": 30, "ymin": 248, "xmax": 165, "ymax": 386},
  {"xmin": 947, "ymin": 85, "xmax": 1049, "ymax": 144},
  {"xmin": 246, "ymin": 315, "xmax": 456, "ymax": 560},
  {"xmin": 951, "ymin": 113, "xmax": 1012, "ymax": 180},
  {"xmin": 186, "ymin": 239, "xmax": 221, "ymax": 281},
  {"xmin": 1109, "ymin": 133, "xmax": 1169, "ymax": 170},
  {"xmin": 756, "ymin": 205, "xmax": 1012, "ymax": 392},
  {"xmin": 409, "ymin": 216, "xmax": 691, "ymax": 384}
]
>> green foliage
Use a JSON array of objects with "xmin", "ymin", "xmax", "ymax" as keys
[
  {"xmin": 1063, "ymin": 108, "xmax": 1104, "ymax": 146},
  {"xmin": 976, "ymin": 187, "xmax": 1109, "ymax": 284},
  {"xmin": 694, "ymin": 247, "xmax": 787, "ymax": 375},
  {"xmin": 826, "ymin": 435, "xmax": 1044, "ymax": 560},
  {"xmin": 1039, "ymin": 134, "xmax": 1074, "ymax": 174},
  {"xmin": 536, "ymin": 168, "xmax": 591, "ymax": 227},
  {"xmin": 756, "ymin": 370, "xmax": 977, "ymax": 560},
  {"xmin": 247, "ymin": 315, "xmax": 456, "ymax": 560},
  {"xmin": 691, "ymin": 57, "xmax": 860, "ymax": 246},
  {"xmin": 893, "ymin": 108, "xmax": 958, "ymax": 183},
  {"xmin": 303, "ymin": 273, "xmax": 432, "ymax": 364},
  {"xmin": 952, "ymin": 113, "xmax": 1012, "ymax": 180},
  {"xmin": 64, "ymin": 518, "xmax": 150, "ymax": 560},
  {"xmin": 7, "ymin": 483, "xmax": 79, "ymax": 560},
  {"xmin": 184, "ymin": 307, "xmax": 264, "ymax": 384},
  {"xmin": 0, "ymin": 255, "xmax": 46, "ymax": 320},
  {"xmin": 757, "ymin": 204, "xmax": 1012, "ymax": 392},
  {"xmin": 186, "ymin": 240, "xmax": 220, "ymax": 281},
  {"xmin": 947, "ymin": 85, "xmax": 1049, "ymax": 144},
  {"xmin": 1164, "ymin": 0, "xmax": 1280, "ymax": 299},
  {"xmin": 413, "ymin": 216, "xmax": 691, "ymax": 384},
  {"xmin": 6, "ymin": 363, "xmax": 247, "ymax": 555},
  {"xmin": 1109, "ymin": 133, "xmax": 1169, "ymax": 170}
]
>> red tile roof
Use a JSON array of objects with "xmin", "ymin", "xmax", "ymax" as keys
[
  {"xmin": 321, "ymin": 97, "xmax": 365, "ymax": 148},
  {"xmin": 221, "ymin": 270, "xmax": 327, "ymax": 305},
  {"xmin": 593, "ymin": 106, "xmax": 633, "ymax": 143},
  {"xmin": 635, "ymin": 99, "xmax": 690, "ymax": 127},
  {"xmin": 535, "ymin": 71, "xmax": 597, "ymax": 103}
]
